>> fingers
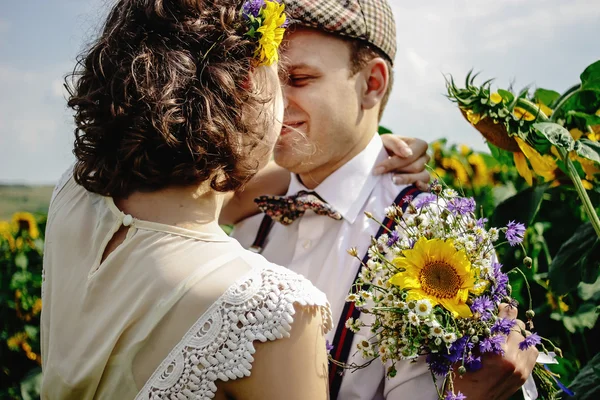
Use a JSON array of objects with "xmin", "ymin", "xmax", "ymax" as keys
[
  {"xmin": 381, "ymin": 134, "xmax": 414, "ymax": 157},
  {"xmin": 400, "ymin": 136, "xmax": 429, "ymax": 159},
  {"xmin": 375, "ymin": 154, "xmax": 431, "ymax": 175},
  {"xmin": 392, "ymin": 171, "xmax": 431, "ymax": 186},
  {"xmin": 498, "ymin": 303, "xmax": 518, "ymax": 320}
]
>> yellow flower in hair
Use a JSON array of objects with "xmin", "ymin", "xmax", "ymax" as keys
[{"xmin": 255, "ymin": 1, "xmax": 286, "ymax": 66}]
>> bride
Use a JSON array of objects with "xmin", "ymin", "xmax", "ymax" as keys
[{"xmin": 40, "ymin": 0, "xmax": 332, "ymax": 398}]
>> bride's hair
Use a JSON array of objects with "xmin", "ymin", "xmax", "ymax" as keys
[{"xmin": 67, "ymin": 0, "xmax": 274, "ymax": 197}]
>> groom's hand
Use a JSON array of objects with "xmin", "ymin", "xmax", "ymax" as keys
[
  {"xmin": 376, "ymin": 134, "xmax": 430, "ymax": 191},
  {"xmin": 452, "ymin": 304, "xmax": 539, "ymax": 400}
]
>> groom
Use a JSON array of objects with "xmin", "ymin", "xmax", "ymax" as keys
[{"xmin": 230, "ymin": 0, "xmax": 538, "ymax": 399}]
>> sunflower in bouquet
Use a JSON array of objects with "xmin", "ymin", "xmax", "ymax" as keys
[{"xmin": 342, "ymin": 182, "xmax": 565, "ymax": 400}]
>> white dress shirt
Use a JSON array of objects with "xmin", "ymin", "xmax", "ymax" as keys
[{"xmin": 233, "ymin": 134, "xmax": 439, "ymax": 400}]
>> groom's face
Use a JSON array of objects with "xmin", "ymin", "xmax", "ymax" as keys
[{"xmin": 274, "ymin": 28, "xmax": 366, "ymax": 175}]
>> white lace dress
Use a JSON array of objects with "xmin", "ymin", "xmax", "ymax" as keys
[{"xmin": 41, "ymin": 171, "xmax": 332, "ymax": 400}]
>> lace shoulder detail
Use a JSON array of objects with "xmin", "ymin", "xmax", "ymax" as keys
[{"xmin": 135, "ymin": 263, "xmax": 333, "ymax": 400}]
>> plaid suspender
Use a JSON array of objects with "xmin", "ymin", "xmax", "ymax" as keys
[
  {"xmin": 328, "ymin": 185, "xmax": 422, "ymax": 399},
  {"xmin": 248, "ymin": 185, "xmax": 422, "ymax": 398}
]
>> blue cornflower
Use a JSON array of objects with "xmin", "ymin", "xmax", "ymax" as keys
[
  {"xmin": 413, "ymin": 193, "xmax": 437, "ymax": 209},
  {"xmin": 491, "ymin": 318, "xmax": 516, "ymax": 335},
  {"xmin": 476, "ymin": 217, "xmax": 488, "ymax": 228},
  {"xmin": 325, "ymin": 340, "xmax": 334, "ymax": 353},
  {"xmin": 445, "ymin": 336, "xmax": 468, "ymax": 363},
  {"xmin": 519, "ymin": 332, "xmax": 541, "ymax": 351},
  {"xmin": 505, "ymin": 221, "xmax": 526, "ymax": 246},
  {"xmin": 444, "ymin": 390, "xmax": 466, "ymax": 400},
  {"xmin": 470, "ymin": 295, "xmax": 494, "ymax": 321},
  {"xmin": 447, "ymin": 197, "xmax": 476, "ymax": 215},
  {"xmin": 426, "ymin": 354, "xmax": 451, "ymax": 376},
  {"xmin": 480, "ymin": 334, "xmax": 506, "ymax": 355},
  {"xmin": 465, "ymin": 353, "xmax": 483, "ymax": 372},
  {"xmin": 387, "ymin": 230, "xmax": 400, "ymax": 247},
  {"xmin": 242, "ymin": 0, "xmax": 265, "ymax": 18},
  {"xmin": 490, "ymin": 262, "xmax": 509, "ymax": 302}
]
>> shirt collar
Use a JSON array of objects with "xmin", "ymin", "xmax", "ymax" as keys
[{"xmin": 286, "ymin": 133, "xmax": 388, "ymax": 224}]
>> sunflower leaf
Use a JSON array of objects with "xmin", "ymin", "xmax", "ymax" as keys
[
  {"xmin": 574, "ymin": 138, "xmax": 600, "ymax": 165},
  {"xmin": 490, "ymin": 184, "xmax": 548, "ymax": 229},
  {"xmin": 567, "ymin": 111, "xmax": 600, "ymax": 127},
  {"xmin": 580, "ymin": 59, "xmax": 600, "ymax": 93},
  {"xmin": 497, "ymin": 89, "xmax": 514, "ymax": 104},
  {"xmin": 532, "ymin": 122, "xmax": 575, "ymax": 151},
  {"xmin": 534, "ymin": 88, "xmax": 561, "ymax": 107},
  {"xmin": 549, "ymin": 222, "xmax": 600, "ymax": 295}
]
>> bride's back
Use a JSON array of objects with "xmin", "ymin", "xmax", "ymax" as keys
[
  {"xmin": 42, "ymin": 175, "xmax": 331, "ymax": 399},
  {"xmin": 41, "ymin": 0, "xmax": 331, "ymax": 398}
]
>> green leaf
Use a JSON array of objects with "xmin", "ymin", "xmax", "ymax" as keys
[
  {"xmin": 549, "ymin": 222, "xmax": 600, "ymax": 294},
  {"xmin": 20, "ymin": 367, "xmax": 42, "ymax": 400},
  {"xmin": 579, "ymin": 275, "xmax": 600, "ymax": 302},
  {"xmin": 378, "ymin": 125, "xmax": 393, "ymax": 135},
  {"xmin": 490, "ymin": 184, "xmax": 548, "ymax": 229},
  {"xmin": 498, "ymin": 89, "xmax": 514, "ymax": 104},
  {"xmin": 567, "ymin": 111, "xmax": 600, "ymax": 127},
  {"xmin": 532, "ymin": 122, "xmax": 576, "ymax": 151},
  {"xmin": 574, "ymin": 138, "xmax": 600, "ymax": 164},
  {"xmin": 534, "ymin": 88, "xmax": 560, "ymax": 106},
  {"xmin": 24, "ymin": 325, "xmax": 39, "ymax": 340},
  {"xmin": 569, "ymin": 352, "xmax": 600, "ymax": 400},
  {"xmin": 15, "ymin": 253, "xmax": 28, "ymax": 269},
  {"xmin": 559, "ymin": 303, "xmax": 600, "ymax": 333},
  {"xmin": 580, "ymin": 59, "xmax": 600, "ymax": 93},
  {"xmin": 560, "ymin": 90, "xmax": 600, "ymax": 115}
]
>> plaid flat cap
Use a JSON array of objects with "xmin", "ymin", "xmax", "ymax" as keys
[{"xmin": 284, "ymin": 0, "xmax": 396, "ymax": 64}]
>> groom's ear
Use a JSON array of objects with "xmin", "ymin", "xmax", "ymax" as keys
[{"xmin": 360, "ymin": 57, "xmax": 389, "ymax": 111}]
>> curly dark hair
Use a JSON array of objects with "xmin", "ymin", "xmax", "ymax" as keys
[{"xmin": 67, "ymin": 0, "xmax": 275, "ymax": 197}]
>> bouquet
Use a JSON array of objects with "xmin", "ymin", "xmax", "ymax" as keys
[{"xmin": 341, "ymin": 181, "xmax": 566, "ymax": 400}]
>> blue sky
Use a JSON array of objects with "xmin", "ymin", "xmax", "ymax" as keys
[{"xmin": 1, "ymin": 0, "xmax": 599, "ymax": 184}]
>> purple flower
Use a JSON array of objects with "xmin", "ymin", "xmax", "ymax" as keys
[
  {"xmin": 476, "ymin": 217, "xmax": 488, "ymax": 228},
  {"xmin": 445, "ymin": 336, "xmax": 468, "ymax": 363},
  {"xmin": 465, "ymin": 353, "xmax": 483, "ymax": 371},
  {"xmin": 444, "ymin": 391, "xmax": 466, "ymax": 400},
  {"xmin": 426, "ymin": 354, "xmax": 451, "ymax": 376},
  {"xmin": 505, "ymin": 221, "xmax": 526, "ymax": 246},
  {"xmin": 480, "ymin": 334, "xmax": 506, "ymax": 355},
  {"xmin": 447, "ymin": 197, "xmax": 476, "ymax": 215},
  {"xmin": 519, "ymin": 332, "xmax": 541, "ymax": 351},
  {"xmin": 242, "ymin": 0, "xmax": 265, "ymax": 18},
  {"xmin": 490, "ymin": 262, "xmax": 509, "ymax": 302},
  {"xmin": 470, "ymin": 295, "xmax": 494, "ymax": 321},
  {"xmin": 413, "ymin": 193, "xmax": 437, "ymax": 209},
  {"xmin": 491, "ymin": 318, "xmax": 516, "ymax": 335},
  {"xmin": 326, "ymin": 340, "xmax": 334, "ymax": 353},
  {"xmin": 387, "ymin": 230, "xmax": 400, "ymax": 247}
]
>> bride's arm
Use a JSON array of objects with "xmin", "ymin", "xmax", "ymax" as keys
[{"xmin": 218, "ymin": 305, "xmax": 329, "ymax": 399}]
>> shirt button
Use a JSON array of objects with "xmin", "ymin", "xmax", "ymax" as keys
[{"xmin": 303, "ymin": 239, "xmax": 312, "ymax": 249}]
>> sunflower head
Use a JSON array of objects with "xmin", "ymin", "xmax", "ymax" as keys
[
  {"xmin": 389, "ymin": 238, "xmax": 476, "ymax": 318},
  {"xmin": 11, "ymin": 212, "xmax": 39, "ymax": 239}
]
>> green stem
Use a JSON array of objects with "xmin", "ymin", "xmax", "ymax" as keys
[
  {"xmin": 557, "ymin": 147, "xmax": 600, "ymax": 238},
  {"xmin": 550, "ymin": 85, "xmax": 581, "ymax": 122},
  {"xmin": 550, "ymin": 83, "xmax": 581, "ymax": 109}
]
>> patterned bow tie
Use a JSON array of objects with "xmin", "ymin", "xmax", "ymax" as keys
[{"xmin": 255, "ymin": 191, "xmax": 343, "ymax": 225}]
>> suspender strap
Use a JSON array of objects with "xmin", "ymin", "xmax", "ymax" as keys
[
  {"xmin": 248, "ymin": 214, "xmax": 275, "ymax": 253},
  {"xmin": 328, "ymin": 185, "xmax": 422, "ymax": 399}
]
